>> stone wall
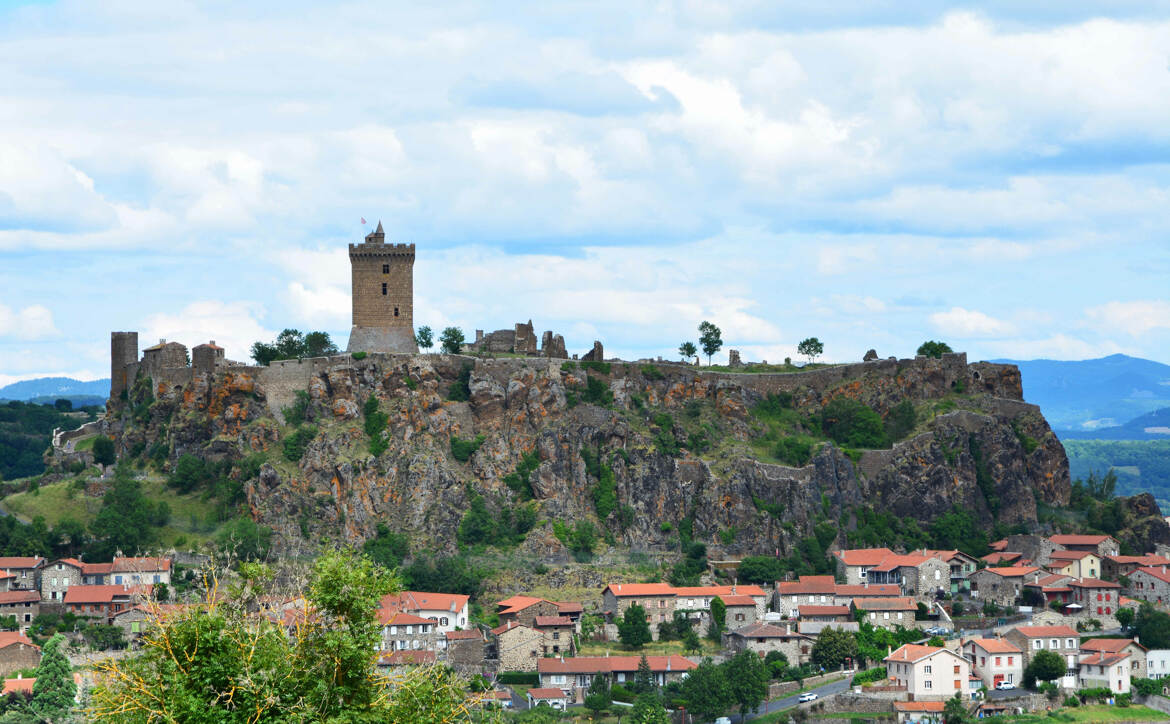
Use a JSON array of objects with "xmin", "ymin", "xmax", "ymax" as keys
[{"xmin": 110, "ymin": 332, "xmax": 138, "ymax": 399}]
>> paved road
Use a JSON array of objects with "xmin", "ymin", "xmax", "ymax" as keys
[
  {"xmin": 738, "ymin": 676, "xmax": 854, "ymax": 722},
  {"xmin": 986, "ymin": 687, "xmax": 1029, "ymax": 701}
]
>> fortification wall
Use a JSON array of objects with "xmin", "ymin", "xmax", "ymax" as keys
[{"xmin": 151, "ymin": 367, "xmax": 194, "ymax": 397}]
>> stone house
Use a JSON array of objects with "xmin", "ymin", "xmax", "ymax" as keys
[
  {"xmin": 968, "ymin": 566, "xmax": 1041, "ymax": 606},
  {"xmin": 885, "ymin": 644, "xmax": 972, "ymax": 700},
  {"xmin": 1069, "ymin": 579, "xmax": 1122, "ymax": 617},
  {"xmin": 0, "ymin": 633, "xmax": 40, "ymax": 678},
  {"xmin": 848, "ymin": 553, "xmax": 950, "ymax": 601},
  {"xmin": 492, "ymin": 621, "xmax": 543, "ymax": 672},
  {"xmin": 913, "ymin": 549, "xmax": 979, "ymax": 593},
  {"xmin": 1046, "ymin": 551, "xmax": 1101, "ymax": 580},
  {"xmin": 379, "ymin": 612, "xmax": 440, "ymax": 653},
  {"xmin": 0, "ymin": 558, "xmax": 44, "ymax": 594},
  {"xmin": 0, "ymin": 592, "xmax": 39, "ymax": 629},
  {"xmin": 1081, "ymin": 639, "xmax": 1146, "ymax": 679},
  {"xmin": 962, "ymin": 638, "xmax": 1023, "ymax": 689},
  {"xmin": 723, "ymin": 622, "xmax": 813, "ymax": 664},
  {"xmin": 671, "ymin": 585, "xmax": 768, "ymax": 627},
  {"xmin": 851, "ymin": 597, "xmax": 919, "ymax": 630},
  {"xmin": 496, "ymin": 596, "xmax": 561, "ymax": 629},
  {"xmin": 62, "ymin": 585, "xmax": 146, "ymax": 622},
  {"xmin": 111, "ymin": 606, "xmax": 153, "ymax": 641},
  {"xmin": 1023, "ymin": 573, "xmax": 1075, "ymax": 606},
  {"xmin": 600, "ymin": 583, "xmax": 675, "ymax": 631},
  {"xmin": 1127, "ymin": 566, "xmax": 1170, "ymax": 604},
  {"xmin": 109, "ymin": 557, "xmax": 172, "ymax": 587},
  {"xmin": 775, "ymin": 576, "xmax": 836, "ymax": 617},
  {"xmin": 80, "ymin": 562, "xmax": 113, "ymax": 585},
  {"xmin": 1003, "ymin": 625, "xmax": 1080, "ymax": 687},
  {"xmin": 833, "ymin": 583, "xmax": 903, "ymax": 607},
  {"xmin": 537, "ymin": 655, "xmax": 696, "ymax": 703},
  {"xmin": 1077, "ymin": 652, "xmax": 1131, "ymax": 694},
  {"xmin": 797, "ymin": 605, "xmax": 851, "ymax": 623},
  {"xmin": 833, "ymin": 548, "xmax": 896, "ymax": 585},
  {"xmin": 982, "ymin": 552, "xmax": 1024, "ymax": 566},
  {"xmin": 444, "ymin": 629, "xmax": 486, "ymax": 670},
  {"xmin": 1049, "ymin": 534, "xmax": 1120, "ymax": 558},
  {"xmin": 1102, "ymin": 554, "xmax": 1170, "ymax": 582},
  {"xmin": 376, "ymin": 650, "xmax": 436, "ymax": 670},
  {"xmin": 41, "ymin": 559, "xmax": 84, "ymax": 603},
  {"xmin": 533, "ymin": 616, "xmax": 575, "ymax": 657}
]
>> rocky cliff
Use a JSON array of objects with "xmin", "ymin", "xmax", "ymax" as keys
[{"xmin": 89, "ymin": 352, "xmax": 1080, "ymax": 561}]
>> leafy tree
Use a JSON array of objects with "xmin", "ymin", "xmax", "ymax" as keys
[
  {"xmin": 708, "ymin": 596, "xmax": 726, "ymax": 641},
  {"xmin": 88, "ymin": 469, "xmax": 162, "ymax": 559},
  {"xmin": 884, "ymin": 400, "xmax": 917, "ymax": 442},
  {"xmin": 363, "ymin": 523, "xmax": 410, "ymax": 569},
  {"xmin": 725, "ymin": 649, "xmax": 768, "ymax": 716},
  {"xmin": 215, "ymin": 517, "xmax": 273, "ymax": 561},
  {"xmin": 683, "ymin": 628, "xmax": 701, "ymax": 654},
  {"xmin": 797, "ymin": 337, "xmax": 824, "ymax": 363},
  {"xmin": 927, "ymin": 635, "xmax": 946, "ymax": 647},
  {"xmin": 53, "ymin": 399, "xmax": 72, "ymax": 412},
  {"xmin": 1135, "ymin": 603, "xmax": 1170, "ymax": 649},
  {"xmin": 251, "ymin": 329, "xmax": 338, "ymax": 365},
  {"xmin": 439, "ymin": 327, "xmax": 466, "ymax": 355},
  {"xmin": 1027, "ymin": 649, "xmax": 1066, "ymax": 686},
  {"xmin": 631, "ymin": 654, "xmax": 655, "ymax": 695},
  {"xmin": 630, "ymin": 693, "xmax": 671, "ymax": 724},
  {"xmin": 1116, "ymin": 607, "xmax": 1135, "ymax": 630},
  {"xmin": 92, "ymin": 435, "xmax": 116, "ymax": 466},
  {"xmin": 619, "ymin": 604, "xmax": 652, "ymax": 649},
  {"xmin": 415, "ymin": 325, "xmax": 434, "ymax": 352},
  {"xmin": 811, "ymin": 626, "xmax": 859, "ymax": 671},
  {"xmin": 698, "ymin": 321, "xmax": 723, "ymax": 365},
  {"xmin": 30, "ymin": 633, "xmax": 75, "ymax": 720},
  {"xmin": 584, "ymin": 674, "xmax": 610, "ymax": 716},
  {"xmin": 84, "ymin": 623, "xmax": 127, "ymax": 650},
  {"xmin": 169, "ymin": 453, "xmax": 211, "ymax": 494},
  {"xmin": 302, "ymin": 331, "xmax": 339, "ymax": 358},
  {"xmin": 680, "ymin": 657, "xmax": 732, "ymax": 721},
  {"xmin": 679, "ymin": 341, "xmax": 698, "ymax": 361},
  {"xmin": 821, "ymin": 397, "xmax": 889, "ymax": 449},
  {"xmin": 736, "ymin": 556, "xmax": 784, "ymax": 585},
  {"xmin": 943, "ymin": 692, "xmax": 968, "ymax": 724},
  {"xmin": 917, "ymin": 341, "xmax": 954, "ymax": 359}
]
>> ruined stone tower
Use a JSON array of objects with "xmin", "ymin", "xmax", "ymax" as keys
[
  {"xmin": 346, "ymin": 221, "xmax": 418, "ymax": 354},
  {"xmin": 110, "ymin": 331, "xmax": 138, "ymax": 399}
]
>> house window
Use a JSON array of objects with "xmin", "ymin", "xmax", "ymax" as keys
[
  {"xmin": 441, "ymin": 617, "xmax": 448, "ymax": 626},
  {"xmin": 1049, "ymin": 639, "xmax": 1059, "ymax": 648},
  {"xmin": 735, "ymin": 614, "xmax": 745, "ymax": 622},
  {"xmin": 954, "ymin": 665, "xmax": 960, "ymax": 674},
  {"xmin": 382, "ymin": 264, "xmax": 389, "ymax": 274},
  {"xmin": 924, "ymin": 666, "xmax": 932, "ymax": 674},
  {"xmin": 553, "ymin": 632, "xmax": 560, "ymax": 640},
  {"xmin": 1066, "ymin": 639, "xmax": 1075, "ymax": 648},
  {"xmin": 1033, "ymin": 641, "xmax": 1042, "ymax": 650},
  {"xmin": 381, "ymin": 283, "xmax": 387, "ymax": 295},
  {"xmin": 995, "ymin": 657, "xmax": 1001, "ymax": 666},
  {"xmin": 925, "ymin": 681, "xmax": 933, "ymax": 689}
]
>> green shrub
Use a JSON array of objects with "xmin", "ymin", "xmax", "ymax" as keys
[
  {"xmin": 851, "ymin": 667, "xmax": 887, "ymax": 686},
  {"xmin": 447, "ymin": 364, "xmax": 472, "ymax": 402},
  {"xmin": 282, "ymin": 425, "xmax": 317, "ymax": 462},
  {"xmin": 351, "ymin": 351, "xmax": 367, "ymax": 360},
  {"xmin": 754, "ymin": 392, "xmax": 793, "ymax": 416},
  {"xmin": 884, "ymin": 400, "xmax": 917, "ymax": 442},
  {"xmin": 1062, "ymin": 696, "xmax": 1079, "ymax": 707},
  {"xmin": 1012, "ymin": 420, "xmax": 1039, "ymax": 454},
  {"xmin": 580, "ymin": 360, "xmax": 611, "ymax": 375},
  {"xmin": 753, "ymin": 497, "xmax": 783, "ymax": 520},
  {"xmin": 403, "ymin": 375, "xmax": 417, "ymax": 391},
  {"xmin": 282, "ymin": 390, "xmax": 310, "ymax": 427},
  {"xmin": 592, "ymin": 463, "xmax": 617, "ymax": 520},
  {"xmin": 822, "ymin": 397, "xmax": 888, "ymax": 448},
  {"xmin": 660, "ymin": 522, "xmax": 673, "ymax": 532},
  {"xmin": 503, "ymin": 451, "xmax": 540, "ymax": 499},
  {"xmin": 450, "ymin": 434, "xmax": 486, "ymax": 462},
  {"xmin": 560, "ymin": 361, "xmax": 577, "ymax": 372},
  {"xmin": 581, "ymin": 376, "xmax": 613, "ymax": 406},
  {"xmin": 687, "ymin": 431, "xmax": 710, "ymax": 454},
  {"xmin": 496, "ymin": 672, "xmax": 539, "ymax": 686},
  {"xmin": 773, "ymin": 437, "xmax": 814, "ymax": 466},
  {"xmin": 640, "ymin": 364, "xmax": 664, "ymax": 380},
  {"xmin": 718, "ymin": 527, "xmax": 736, "ymax": 544}
]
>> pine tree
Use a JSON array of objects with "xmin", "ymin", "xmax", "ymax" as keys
[
  {"xmin": 632, "ymin": 653, "xmax": 655, "ymax": 694},
  {"xmin": 31, "ymin": 633, "xmax": 75, "ymax": 720}
]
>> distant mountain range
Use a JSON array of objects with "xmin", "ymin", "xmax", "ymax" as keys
[
  {"xmin": 993, "ymin": 354, "xmax": 1170, "ymax": 434},
  {"xmin": 0, "ymin": 377, "xmax": 110, "ymax": 403}
]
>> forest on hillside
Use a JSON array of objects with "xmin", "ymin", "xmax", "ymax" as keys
[
  {"xmin": 1064, "ymin": 439, "xmax": 1170, "ymax": 509},
  {"xmin": 0, "ymin": 400, "xmax": 102, "ymax": 480}
]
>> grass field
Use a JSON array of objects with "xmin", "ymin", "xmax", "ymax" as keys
[
  {"xmin": 1, "ymin": 476, "xmax": 228, "ymax": 547},
  {"xmin": 73, "ymin": 435, "xmax": 98, "ymax": 451},
  {"xmin": 575, "ymin": 637, "xmax": 720, "ymax": 657},
  {"xmin": 1002, "ymin": 705, "xmax": 1169, "ymax": 722}
]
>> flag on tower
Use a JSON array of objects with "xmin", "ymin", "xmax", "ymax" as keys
[{"xmin": 361, "ymin": 217, "xmax": 366, "ymax": 225}]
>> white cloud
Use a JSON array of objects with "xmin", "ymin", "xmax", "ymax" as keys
[
  {"xmin": 0, "ymin": 304, "xmax": 58, "ymax": 340},
  {"xmin": 929, "ymin": 307, "xmax": 1016, "ymax": 338},
  {"xmin": 1085, "ymin": 300, "xmax": 1170, "ymax": 337},
  {"xmin": 980, "ymin": 334, "xmax": 1126, "ymax": 361},
  {"xmin": 140, "ymin": 301, "xmax": 276, "ymax": 363}
]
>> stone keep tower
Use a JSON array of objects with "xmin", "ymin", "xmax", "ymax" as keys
[
  {"xmin": 346, "ymin": 221, "xmax": 419, "ymax": 354},
  {"xmin": 110, "ymin": 331, "xmax": 138, "ymax": 399}
]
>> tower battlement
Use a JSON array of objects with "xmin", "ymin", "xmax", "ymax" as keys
[{"xmin": 346, "ymin": 221, "xmax": 418, "ymax": 354}]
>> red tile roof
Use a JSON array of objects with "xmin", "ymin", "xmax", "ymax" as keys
[
  {"xmin": 834, "ymin": 548, "xmax": 895, "ymax": 566},
  {"xmin": 886, "ymin": 644, "xmax": 946, "ymax": 663},
  {"xmin": 671, "ymin": 585, "xmax": 767, "ymax": 597},
  {"xmin": 853, "ymin": 596, "xmax": 917, "ymax": 611},
  {"xmin": 528, "ymin": 688, "xmax": 570, "ymax": 699},
  {"xmin": 1049, "ymin": 550, "xmax": 1094, "ymax": 561},
  {"xmin": 978, "ymin": 566, "xmax": 1039, "ymax": 578},
  {"xmin": 534, "ymin": 616, "xmax": 573, "ymax": 627},
  {"xmin": 798, "ymin": 605, "xmax": 850, "ymax": 617},
  {"xmin": 379, "ymin": 591, "xmax": 469, "ymax": 615},
  {"xmin": 720, "ymin": 595, "xmax": 758, "ymax": 607},
  {"xmin": 491, "ymin": 620, "xmax": 534, "ymax": 637},
  {"xmin": 776, "ymin": 575, "xmax": 836, "ymax": 595},
  {"xmin": 1069, "ymin": 578, "xmax": 1121, "ymax": 589},
  {"xmin": 538, "ymin": 655, "xmax": 696, "ymax": 674},
  {"xmin": 1080, "ymin": 651, "xmax": 1129, "ymax": 666},
  {"xmin": 868, "ymin": 554, "xmax": 933, "ymax": 572},
  {"xmin": 730, "ymin": 623, "xmax": 807, "ymax": 639},
  {"xmin": 555, "ymin": 601, "xmax": 584, "ymax": 614},
  {"xmin": 381, "ymin": 612, "xmax": 435, "ymax": 627},
  {"xmin": 63, "ymin": 585, "xmax": 144, "ymax": 605},
  {"xmin": 1106, "ymin": 554, "xmax": 1170, "ymax": 566},
  {"xmin": 0, "ymin": 558, "xmax": 44, "ymax": 569},
  {"xmin": 981, "ymin": 552, "xmax": 1023, "ymax": 565},
  {"xmin": 445, "ymin": 630, "xmax": 483, "ymax": 641},
  {"xmin": 1135, "ymin": 566, "xmax": 1170, "ymax": 584},
  {"xmin": 834, "ymin": 584, "xmax": 902, "ymax": 597},
  {"xmin": 112, "ymin": 556, "xmax": 171, "ymax": 573},
  {"xmin": 990, "ymin": 539, "xmax": 1008, "ymax": 551},
  {"xmin": 0, "ymin": 632, "xmax": 38, "ymax": 651},
  {"xmin": 603, "ymin": 583, "xmax": 675, "ymax": 598},
  {"xmin": 1050, "ymin": 534, "xmax": 1112, "ymax": 545},
  {"xmin": 0, "ymin": 591, "xmax": 39, "ymax": 604},
  {"xmin": 496, "ymin": 595, "xmax": 545, "ymax": 614},
  {"xmin": 965, "ymin": 638, "xmax": 1021, "ymax": 654},
  {"xmin": 894, "ymin": 701, "xmax": 945, "ymax": 712},
  {"xmin": 1082, "ymin": 638, "xmax": 1145, "ymax": 653},
  {"xmin": 1, "ymin": 677, "xmax": 33, "ymax": 695}
]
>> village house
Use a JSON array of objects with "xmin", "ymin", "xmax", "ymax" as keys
[
  {"xmin": 1046, "ymin": 550, "xmax": 1101, "ymax": 580},
  {"xmin": 893, "ymin": 700, "xmax": 945, "ymax": 723},
  {"xmin": 1023, "ymin": 573, "xmax": 1075, "ymax": 606},
  {"xmin": 110, "ymin": 606, "xmax": 154, "ymax": 641},
  {"xmin": 1077, "ymin": 651, "xmax": 1131, "ymax": 694},
  {"xmin": 376, "ymin": 650, "xmax": 436, "ymax": 670},
  {"xmin": 1081, "ymin": 639, "xmax": 1146, "ymax": 678},
  {"xmin": 533, "ymin": 616, "xmax": 575, "ymax": 657},
  {"xmin": 775, "ymin": 575, "xmax": 902, "ymax": 616},
  {"xmin": 839, "ymin": 552, "xmax": 949, "ymax": 600},
  {"xmin": 982, "ymin": 551, "xmax": 1024, "ymax": 566},
  {"xmin": 62, "ymin": 585, "xmax": 148, "ymax": 622},
  {"xmin": 723, "ymin": 622, "xmax": 813, "ymax": 664},
  {"xmin": 0, "ymin": 633, "xmax": 40, "ymax": 678},
  {"xmin": 968, "ymin": 566, "xmax": 1041, "ymax": 606},
  {"xmin": 1146, "ymin": 649, "xmax": 1170, "ymax": 679},
  {"xmin": 0, "ymin": 558, "xmax": 44, "ymax": 593},
  {"xmin": 1127, "ymin": 566, "xmax": 1170, "ymax": 604},
  {"xmin": 671, "ymin": 585, "xmax": 768, "ymax": 626},
  {"xmin": 1050, "ymin": 534, "xmax": 1119, "ymax": 558},
  {"xmin": 913, "ymin": 549, "xmax": 979, "ymax": 593},
  {"xmin": 109, "ymin": 557, "xmax": 172, "ymax": 586},
  {"xmin": 1069, "ymin": 579, "xmax": 1122, "ymax": 617},
  {"xmin": 834, "ymin": 548, "xmax": 896, "ymax": 585},
  {"xmin": 851, "ymin": 597, "xmax": 919, "ymax": 630},
  {"xmin": 1003, "ymin": 626, "xmax": 1080, "ymax": 687},
  {"xmin": 444, "ymin": 629, "xmax": 486, "ymax": 671},
  {"xmin": 1102, "ymin": 554, "xmax": 1170, "ymax": 582},
  {"xmin": 798, "ymin": 605, "xmax": 851, "ymax": 624},
  {"xmin": 722, "ymin": 595, "xmax": 760, "ymax": 628},
  {"xmin": 0, "ymin": 591, "xmax": 39, "ymax": 628},
  {"xmin": 379, "ymin": 612, "xmax": 440, "ymax": 653},
  {"xmin": 601, "ymin": 583, "xmax": 675, "ymax": 631},
  {"xmin": 526, "ymin": 688, "xmax": 570, "ymax": 711},
  {"xmin": 537, "ymin": 655, "xmax": 696, "ymax": 702},
  {"xmin": 378, "ymin": 591, "xmax": 470, "ymax": 634},
  {"xmin": 495, "ymin": 596, "xmax": 562, "ymax": 628},
  {"xmin": 492, "ymin": 620, "xmax": 543, "ymax": 672},
  {"xmin": 40, "ymin": 559, "xmax": 83, "ymax": 602},
  {"xmin": 833, "ymin": 583, "xmax": 903, "ymax": 607},
  {"xmin": 962, "ymin": 638, "xmax": 1023, "ymax": 689},
  {"xmin": 80, "ymin": 562, "xmax": 113, "ymax": 585},
  {"xmin": 884, "ymin": 644, "xmax": 972, "ymax": 700}
]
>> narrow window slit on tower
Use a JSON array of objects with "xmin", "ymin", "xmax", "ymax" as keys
[
  {"xmin": 382, "ymin": 264, "xmax": 389, "ymax": 274},
  {"xmin": 394, "ymin": 307, "xmax": 399, "ymax": 317},
  {"xmin": 382, "ymin": 283, "xmax": 387, "ymax": 295}
]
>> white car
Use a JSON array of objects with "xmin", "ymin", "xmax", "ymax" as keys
[
  {"xmin": 995, "ymin": 682, "xmax": 1015, "ymax": 690},
  {"xmin": 799, "ymin": 692, "xmax": 818, "ymax": 702},
  {"xmin": 715, "ymin": 718, "xmax": 732, "ymax": 724}
]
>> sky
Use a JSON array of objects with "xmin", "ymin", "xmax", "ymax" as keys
[{"xmin": 2, "ymin": 1, "xmax": 1170, "ymax": 385}]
